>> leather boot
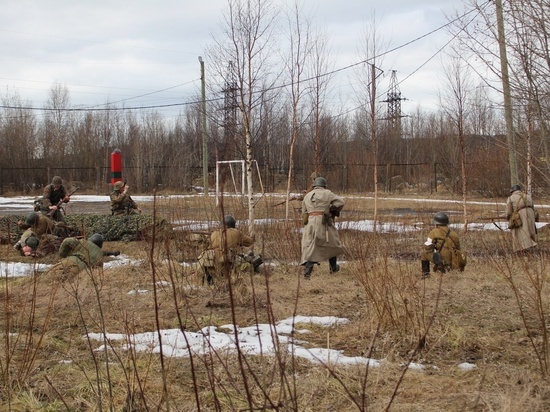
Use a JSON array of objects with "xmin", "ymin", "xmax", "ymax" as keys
[
  {"xmin": 421, "ymin": 260, "xmax": 430, "ymax": 278},
  {"xmin": 204, "ymin": 268, "xmax": 214, "ymax": 285},
  {"xmin": 329, "ymin": 256, "xmax": 340, "ymax": 273},
  {"xmin": 303, "ymin": 261, "xmax": 314, "ymax": 279}
]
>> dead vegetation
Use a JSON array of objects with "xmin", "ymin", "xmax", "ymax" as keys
[{"xmin": 1, "ymin": 194, "xmax": 550, "ymax": 411}]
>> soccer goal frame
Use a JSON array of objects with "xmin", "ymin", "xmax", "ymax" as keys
[{"xmin": 215, "ymin": 159, "xmax": 265, "ymax": 206}]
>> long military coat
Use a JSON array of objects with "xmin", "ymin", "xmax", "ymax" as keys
[
  {"xmin": 300, "ymin": 187, "xmax": 345, "ymax": 264},
  {"xmin": 506, "ymin": 190, "xmax": 537, "ymax": 252}
]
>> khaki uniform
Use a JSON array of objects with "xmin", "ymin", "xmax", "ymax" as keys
[
  {"xmin": 41, "ymin": 184, "xmax": 68, "ymax": 222},
  {"xmin": 19, "ymin": 214, "xmax": 55, "ymax": 245},
  {"xmin": 198, "ymin": 228, "xmax": 254, "ymax": 282},
  {"xmin": 506, "ymin": 190, "xmax": 537, "ymax": 252},
  {"xmin": 300, "ymin": 187, "xmax": 345, "ymax": 265},
  {"xmin": 421, "ymin": 225, "xmax": 462, "ymax": 272},
  {"xmin": 110, "ymin": 189, "xmax": 140, "ymax": 215},
  {"xmin": 46, "ymin": 238, "xmax": 104, "ymax": 280}
]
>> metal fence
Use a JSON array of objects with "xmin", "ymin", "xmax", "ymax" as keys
[{"xmin": 0, "ymin": 160, "xmax": 525, "ymax": 198}]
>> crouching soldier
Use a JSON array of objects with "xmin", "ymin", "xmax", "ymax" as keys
[
  {"xmin": 45, "ymin": 234, "xmax": 104, "ymax": 281},
  {"xmin": 198, "ymin": 215, "xmax": 262, "ymax": 285},
  {"xmin": 110, "ymin": 181, "xmax": 141, "ymax": 215},
  {"xmin": 420, "ymin": 212, "xmax": 466, "ymax": 278},
  {"xmin": 20, "ymin": 236, "xmax": 40, "ymax": 257},
  {"xmin": 14, "ymin": 212, "xmax": 56, "ymax": 253}
]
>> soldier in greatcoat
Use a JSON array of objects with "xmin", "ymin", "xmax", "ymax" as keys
[
  {"xmin": 506, "ymin": 184, "xmax": 538, "ymax": 253},
  {"xmin": 300, "ymin": 177, "xmax": 345, "ymax": 279}
]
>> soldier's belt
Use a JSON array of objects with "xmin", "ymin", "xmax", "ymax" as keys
[{"xmin": 308, "ymin": 212, "xmax": 324, "ymax": 216}]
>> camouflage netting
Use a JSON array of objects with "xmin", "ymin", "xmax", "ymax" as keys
[{"xmin": 0, "ymin": 214, "xmax": 173, "ymax": 244}]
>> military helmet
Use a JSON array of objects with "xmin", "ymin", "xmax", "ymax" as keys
[
  {"xmin": 224, "ymin": 215, "xmax": 236, "ymax": 229},
  {"xmin": 26, "ymin": 212, "xmax": 39, "ymax": 226},
  {"xmin": 433, "ymin": 212, "xmax": 449, "ymax": 225},
  {"xmin": 113, "ymin": 181, "xmax": 124, "ymax": 190},
  {"xmin": 313, "ymin": 177, "xmax": 327, "ymax": 188},
  {"xmin": 510, "ymin": 184, "xmax": 522, "ymax": 193},
  {"xmin": 25, "ymin": 236, "xmax": 40, "ymax": 249},
  {"xmin": 52, "ymin": 176, "xmax": 62, "ymax": 185},
  {"xmin": 88, "ymin": 233, "xmax": 104, "ymax": 248}
]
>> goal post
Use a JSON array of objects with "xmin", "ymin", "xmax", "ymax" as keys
[
  {"xmin": 215, "ymin": 160, "xmax": 265, "ymax": 206},
  {"xmin": 216, "ymin": 160, "xmax": 245, "ymax": 205}
]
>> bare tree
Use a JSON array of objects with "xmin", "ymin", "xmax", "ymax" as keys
[
  {"xmin": 355, "ymin": 13, "xmax": 388, "ymax": 233},
  {"xmin": 283, "ymin": 1, "xmax": 312, "ymax": 221},
  {"xmin": 42, "ymin": 84, "xmax": 73, "ymax": 177},
  {"xmin": 207, "ymin": 0, "xmax": 280, "ymax": 234},
  {"xmin": 0, "ymin": 91, "xmax": 37, "ymax": 190},
  {"xmin": 440, "ymin": 52, "xmax": 474, "ymax": 230}
]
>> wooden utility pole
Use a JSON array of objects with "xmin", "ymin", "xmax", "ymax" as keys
[
  {"xmin": 199, "ymin": 56, "xmax": 209, "ymax": 196},
  {"xmin": 371, "ymin": 63, "xmax": 378, "ymax": 234},
  {"xmin": 495, "ymin": 0, "xmax": 518, "ymax": 186}
]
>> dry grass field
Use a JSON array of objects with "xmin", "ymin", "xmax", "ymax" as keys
[{"xmin": 1, "ymin": 192, "xmax": 550, "ymax": 411}]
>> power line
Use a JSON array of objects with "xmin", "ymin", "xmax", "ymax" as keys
[{"xmin": 0, "ymin": 2, "xmax": 491, "ymax": 115}]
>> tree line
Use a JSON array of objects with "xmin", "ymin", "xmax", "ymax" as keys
[{"xmin": 0, "ymin": 0, "xmax": 548, "ymax": 200}]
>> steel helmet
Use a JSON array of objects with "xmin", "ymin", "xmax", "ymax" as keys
[
  {"xmin": 433, "ymin": 212, "xmax": 449, "ymax": 225},
  {"xmin": 88, "ymin": 233, "xmax": 104, "ymax": 248},
  {"xmin": 52, "ymin": 176, "xmax": 62, "ymax": 185},
  {"xmin": 510, "ymin": 184, "xmax": 522, "ymax": 193},
  {"xmin": 313, "ymin": 177, "xmax": 327, "ymax": 188},
  {"xmin": 25, "ymin": 236, "xmax": 40, "ymax": 249},
  {"xmin": 26, "ymin": 212, "xmax": 40, "ymax": 226},
  {"xmin": 113, "ymin": 181, "xmax": 125, "ymax": 190},
  {"xmin": 224, "ymin": 215, "xmax": 236, "ymax": 229}
]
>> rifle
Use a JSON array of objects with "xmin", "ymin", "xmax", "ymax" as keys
[
  {"xmin": 47, "ymin": 187, "xmax": 79, "ymax": 218},
  {"xmin": 476, "ymin": 216, "xmax": 505, "ymax": 231},
  {"xmin": 272, "ymin": 191, "xmax": 306, "ymax": 207}
]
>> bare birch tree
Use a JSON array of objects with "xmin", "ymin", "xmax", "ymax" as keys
[{"xmin": 207, "ymin": 0, "xmax": 279, "ymax": 234}]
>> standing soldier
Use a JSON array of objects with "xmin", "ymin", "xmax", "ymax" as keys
[
  {"xmin": 300, "ymin": 177, "xmax": 345, "ymax": 279},
  {"xmin": 110, "ymin": 181, "xmax": 141, "ymax": 215},
  {"xmin": 40, "ymin": 176, "xmax": 71, "ymax": 223},
  {"xmin": 506, "ymin": 184, "xmax": 538, "ymax": 253}
]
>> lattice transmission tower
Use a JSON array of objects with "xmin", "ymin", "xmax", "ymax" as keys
[
  {"xmin": 222, "ymin": 61, "xmax": 239, "ymax": 154},
  {"xmin": 382, "ymin": 70, "xmax": 407, "ymax": 136}
]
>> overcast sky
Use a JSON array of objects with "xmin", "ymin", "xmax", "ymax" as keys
[{"xmin": 0, "ymin": 0, "xmax": 486, "ymax": 120}]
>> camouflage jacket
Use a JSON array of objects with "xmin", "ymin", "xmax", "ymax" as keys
[{"xmin": 59, "ymin": 237, "xmax": 103, "ymax": 271}]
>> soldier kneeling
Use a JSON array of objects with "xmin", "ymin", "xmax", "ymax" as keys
[
  {"xmin": 421, "ymin": 212, "xmax": 466, "ymax": 278},
  {"xmin": 198, "ymin": 215, "xmax": 262, "ymax": 285}
]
